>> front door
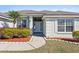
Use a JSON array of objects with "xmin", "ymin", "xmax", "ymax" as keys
[{"xmin": 33, "ymin": 21, "xmax": 42, "ymax": 33}]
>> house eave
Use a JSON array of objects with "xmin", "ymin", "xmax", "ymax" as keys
[
  {"xmin": 43, "ymin": 15, "xmax": 79, "ymax": 19},
  {"xmin": 0, "ymin": 16, "xmax": 13, "ymax": 21}
]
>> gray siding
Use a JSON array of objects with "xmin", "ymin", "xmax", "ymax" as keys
[
  {"xmin": 45, "ymin": 19, "xmax": 55, "ymax": 38},
  {"xmin": 0, "ymin": 18, "xmax": 13, "ymax": 28},
  {"xmin": 44, "ymin": 17, "xmax": 79, "ymax": 38},
  {"xmin": 43, "ymin": 20, "xmax": 46, "ymax": 36}
]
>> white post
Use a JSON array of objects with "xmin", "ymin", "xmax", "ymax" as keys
[{"xmin": 29, "ymin": 16, "xmax": 33, "ymax": 34}]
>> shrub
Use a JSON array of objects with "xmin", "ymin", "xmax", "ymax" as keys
[
  {"xmin": 12, "ymin": 28, "xmax": 21, "ymax": 38},
  {"xmin": 0, "ymin": 28, "xmax": 13, "ymax": 39},
  {"xmin": 72, "ymin": 31, "xmax": 79, "ymax": 39},
  {"xmin": 13, "ymin": 28, "xmax": 31, "ymax": 38},
  {"xmin": 0, "ymin": 28, "xmax": 31, "ymax": 39}
]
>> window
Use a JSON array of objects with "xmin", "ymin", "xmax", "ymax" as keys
[
  {"xmin": 66, "ymin": 19, "xmax": 74, "ymax": 32},
  {"xmin": 58, "ymin": 19, "xmax": 65, "ymax": 32},
  {"xmin": 57, "ymin": 19, "xmax": 74, "ymax": 32},
  {"xmin": 17, "ymin": 20, "xmax": 27, "ymax": 28},
  {"xmin": 22, "ymin": 20, "xmax": 27, "ymax": 27},
  {"xmin": 17, "ymin": 20, "xmax": 22, "ymax": 28}
]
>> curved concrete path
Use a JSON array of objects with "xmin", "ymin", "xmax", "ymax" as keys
[{"xmin": 0, "ymin": 36, "xmax": 46, "ymax": 51}]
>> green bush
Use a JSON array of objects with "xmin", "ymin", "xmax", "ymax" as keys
[
  {"xmin": 0, "ymin": 28, "xmax": 13, "ymax": 39},
  {"xmin": 72, "ymin": 31, "xmax": 79, "ymax": 39},
  {"xmin": 0, "ymin": 28, "xmax": 31, "ymax": 39}
]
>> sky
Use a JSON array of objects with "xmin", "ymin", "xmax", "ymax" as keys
[{"xmin": 0, "ymin": 5, "xmax": 79, "ymax": 12}]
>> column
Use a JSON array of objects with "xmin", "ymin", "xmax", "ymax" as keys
[{"xmin": 29, "ymin": 16, "xmax": 33, "ymax": 34}]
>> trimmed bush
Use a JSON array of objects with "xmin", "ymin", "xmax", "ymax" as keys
[
  {"xmin": 72, "ymin": 31, "xmax": 79, "ymax": 39},
  {"xmin": 0, "ymin": 28, "xmax": 13, "ymax": 39},
  {"xmin": 0, "ymin": 28, "xmax": 31, "ymax": 39}
]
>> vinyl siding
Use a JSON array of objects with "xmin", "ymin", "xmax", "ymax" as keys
[
  {"xmin": 74, "ymin": 19, "xmax": 79, "ymax": 31},
  {"xmin": 0, "ymin": 19, "xmax": 13, "ymax": 28},
  {"xmin": 43, "ymin": 20, "xmax": 46, "ymax": 35},
  {"xmin": 45, "ymin": 18, "xmax": 55, "ymax": 38},
  {"xmin": 45, "ymin": 17, "xmax": 79, "ymax": 38}
]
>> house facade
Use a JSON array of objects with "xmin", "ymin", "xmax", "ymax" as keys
[{"xmin": 0, "ymin": 10, "xmax": 79, "ymax": 38}]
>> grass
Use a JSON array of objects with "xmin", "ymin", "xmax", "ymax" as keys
[
  {"xmin": 25, "ymin": 40, "xmax": 79, "ymax": 53},
  {"xmin": 1, "ymin": 40, "xmax": 79, "ymax": 53}
]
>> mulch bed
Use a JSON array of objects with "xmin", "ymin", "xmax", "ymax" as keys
[
  {"xmin": 47, "ymin": 38, "xmax": 79, "ymax": 43},
  {"xmin": 0, "ymin": 36, "xmax": 31, "ymax": 42}
]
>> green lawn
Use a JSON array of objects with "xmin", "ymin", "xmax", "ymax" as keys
[
  {"xmin": 26, "ymin": 40, "xmax": 79, "ymax": 53},
  {"xmin": 1, "ymin": 40, "xmax": 79, "ymax": 53}
]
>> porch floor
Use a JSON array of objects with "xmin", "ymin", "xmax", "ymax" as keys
[{"xmin": 33, "ymin": 32, "xmax": 44, "ymax": 37}]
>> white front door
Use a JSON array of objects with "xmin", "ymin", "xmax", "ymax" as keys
[{"xmin": 33, "ymin": 21, "xmax": 42, "ymax": 32}]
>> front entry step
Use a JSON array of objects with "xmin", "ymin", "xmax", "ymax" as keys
[{"xmin": 33, "ymin": 32, "xmax": 44, "ymax": 36}]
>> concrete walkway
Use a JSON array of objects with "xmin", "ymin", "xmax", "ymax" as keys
[{"xmin": 0, "ymin": 36, "xmax": 46, "ymax": 51}]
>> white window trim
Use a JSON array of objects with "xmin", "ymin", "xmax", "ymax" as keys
[
  {"xmin": 17, "ymin": 18, "xmax": 28, "ymax": 28},
  {"xmin": 21, "ymin": 19, "xmax": 28, "ymax": 28},
  {"xmin": 56, "ymin": 19, "xmax": 74, "ymax": 33}
]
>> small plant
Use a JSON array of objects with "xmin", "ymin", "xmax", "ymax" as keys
[{"xmin": 72, "ymin": 31, "xmax": 79, "ymax": 39}]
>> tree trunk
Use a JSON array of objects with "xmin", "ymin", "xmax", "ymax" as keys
[
  {"xmin": 13, "ymin": 19, "xmax": 16, "ymax": 28},
  {"xmin": 13, "ymin": 23, "xmax": 15, "ymax": 28}
]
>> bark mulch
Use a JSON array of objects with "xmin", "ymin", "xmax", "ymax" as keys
[
  {"xmin": 48, "ymin": 38, "xmax": 79, "ymax": 43},
  {"xmin": 0, "ymin": 36, "xmax": 31, "ymax": 42}
]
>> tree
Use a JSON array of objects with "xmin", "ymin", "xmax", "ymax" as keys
[{"xmin": 8, "ymin": 11, "xmax": 20, "ymax": 28}]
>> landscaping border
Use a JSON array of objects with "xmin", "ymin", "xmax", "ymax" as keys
[
  {"xmin": 0, "ymin": 36, "xmax": 32, "ymax": 42},
  {"xmin": 48, "ymin": 38, "xmax": 79, "ymax": 45}
]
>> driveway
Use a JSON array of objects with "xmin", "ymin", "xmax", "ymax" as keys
[{"xmin": 0, "ymin": 36, "xmax": 46, "ymax": 51}]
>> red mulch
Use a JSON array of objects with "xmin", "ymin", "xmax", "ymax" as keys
[
  {"xmin": 0, "ymin": 36, "xmax": 31, "ymax": 42},
  {"xmin": 47, "ymin": 38, "xmax": 79, "ymax": 43}
]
